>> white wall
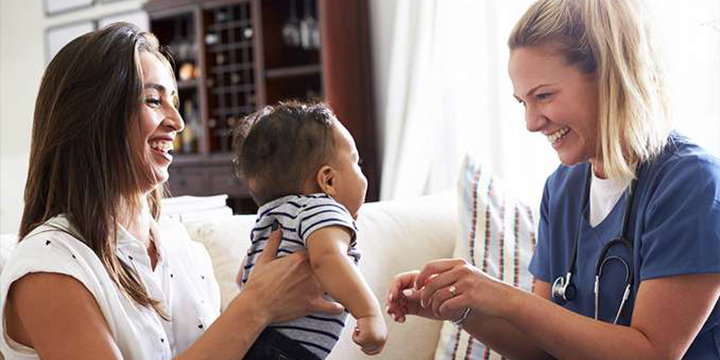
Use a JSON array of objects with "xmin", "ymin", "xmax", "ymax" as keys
[
  {"xmin": 1, "ymin": 0, "xmax": 45, "ymax": 234},
  {"xmin": 0, "ymin": 0, "xmax": 146, "ymax": 233}
]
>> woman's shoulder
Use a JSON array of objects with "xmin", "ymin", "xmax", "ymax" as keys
[
  {"xmin": 639, "ymin": 132, "xmax": 720, "ymax": 212},
  {"xmin": 648, "ymin": 132, "xmax": 720, "ymax": 188},
  {"xmin": 10, "ymin": 215, "xmax": 94, "ymax": 264},
  {"xmin": 0, "ymin": 216, "xmax": 110, "ymax": 326},
  {"xmin": 543, "ymin": 163, "xmax": 589, "ymax": 197}
]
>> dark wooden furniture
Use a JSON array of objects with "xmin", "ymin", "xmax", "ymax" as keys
[{"xmin": 143, "ymin": 0, "xmax": 379, "ymax": 213}]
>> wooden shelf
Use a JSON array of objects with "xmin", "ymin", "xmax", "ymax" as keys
[
  {"xmin": 209, "ymin": 84, "xmax": 255, "ymax": 95},
  {"xmin": 145, "ymin": 0, "xmax": 379, "ymax": 213},
  {"xmin": 209, "ymin": 63, "xmax": 254, "ymax": 74},
  {"xmin": 265, "ymin": 64, "xmax": 322, "ymax": 79},
  {"xmin": 170, "ymin": 154, "xmax": 205, "ymax": 164},
  {"xmin": 171, "ymin": 153, "xmax": 233, "ymax": 166},
  {"xmin": 206, "ymin": 41, "xmax": 253, "ymax": 52},
  {"xmin": 177, "ymin": 79, "xmax": 199, "ymax": 90}
]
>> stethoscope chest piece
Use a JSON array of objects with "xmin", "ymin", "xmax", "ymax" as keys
[{"xmin": 551, "ymin": 272, "xmax": 576, "ymax": 303}]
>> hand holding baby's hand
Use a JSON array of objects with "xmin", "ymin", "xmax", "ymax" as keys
[{"xmin": 352, "ymin": 315, "xmax": 387, "ymax": 355}]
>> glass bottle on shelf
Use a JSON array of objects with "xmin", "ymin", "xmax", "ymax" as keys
[
  {"xmin": 300, "ymin": 0, "xmax": 318, "ymax": 50},
  {"xmin": 177, "ymin": 40, "xmax": 197, "ymax": 81},
  {"xmin": 243, "ymin": 27, "xmax": 253, "ymax": 40},
  {"xmin": 173, "ymin": 133, "xmax": 183, "ymax": 154},
  {"xmin": 283, "ymin": 0, "xmax": 301, "ymax": 47},
  {"xmin": 181, "ymin": 100, "xmax": 198, "ymax": 153},
  {"xmin": 205, "ymin": 33, "xmax": 219, "ymax": 46},
  {"xmin": 215, "ymin": 9, "xmax": 229, "ymax": 23},
  {"xmin": 179, "ymin": 63, "xmax": 195, "ymax": 81}
]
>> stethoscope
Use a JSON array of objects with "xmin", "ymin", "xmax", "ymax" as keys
[{"xmin": 551, "ymin": 164, "xmax": 640, "ymax": 325}]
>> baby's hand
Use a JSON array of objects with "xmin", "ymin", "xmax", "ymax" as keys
[
  {"xmin": 386, "ymin": 289, "xmax": 410, "ymax": 323},
  {"xmin": 352, "ymin": 315, "xmax": 387, "ymax": 355},
  {"xmin": 386, "ymin": 271, "xmax": 422, "ymax": 323}
]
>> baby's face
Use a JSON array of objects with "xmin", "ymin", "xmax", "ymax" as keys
[{"xmin": 328, "ymin": 122, "xmax": 367, "ymax": 219}]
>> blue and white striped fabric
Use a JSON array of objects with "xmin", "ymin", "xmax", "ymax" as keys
[
  {"xmin": 434, "ymin": 155, "xmax": 538, "ymax": 360},
  {"xmin": 241, "ymin": 194, "xmax": 361, "ymax": 359}
]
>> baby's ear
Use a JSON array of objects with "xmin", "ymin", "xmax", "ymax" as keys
[{"xmin": 315, "ymin": 164, "xmax": 336, "ymax": 196}]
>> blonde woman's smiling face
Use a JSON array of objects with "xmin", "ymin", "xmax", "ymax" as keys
[{"xmin": 509, "ymin": 44, "xmax": 600, "ymax": 167}]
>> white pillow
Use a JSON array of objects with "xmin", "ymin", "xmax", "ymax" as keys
[
  {"xmin": 434, "ymin": 154, "xmax": 538, "ymax": 360},
  {"xmin": 182, "ymin": 215, "xmax": 256, "ymax": 311},
  {"xmin": 333, "ymin": 191, "xmax": 458, "ymax": 360}
]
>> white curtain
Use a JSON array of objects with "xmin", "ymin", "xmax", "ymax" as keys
[
  {"xmin": 651, "ymin": 0, "xmax": 720, "ymax": 156},
  {"xmin": 379, "ymin": 0, "xmax": 720, "ymax": 207},
  {"xmin": 380, "ymin": 0, "xmax": 556, "ymax": 206}
]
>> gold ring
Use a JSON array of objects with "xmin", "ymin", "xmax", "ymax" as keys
[{"xmin": 449, "ymin": 285, "xmax": 458, "ymax": 297}]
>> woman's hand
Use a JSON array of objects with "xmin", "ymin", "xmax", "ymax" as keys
[
  {"xmin": 240, "ymin": 227, "xmax": 344, "ymax": 324},
  {"xmin": 414, "ymin": 258, "xmax": 510, "ymax": 321}
]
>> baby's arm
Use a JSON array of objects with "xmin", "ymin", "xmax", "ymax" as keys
[{"xmin": 306, "ymin": 226, "xmax": 387, "ymax": 355}]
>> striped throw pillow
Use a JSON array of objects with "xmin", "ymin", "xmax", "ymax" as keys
[{"xmin": 434, "ymin": 155, "xmax": 538, "ymax": 360}]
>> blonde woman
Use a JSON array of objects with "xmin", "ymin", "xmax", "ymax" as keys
[
  {"xmin": 387, "ymin": 0, "xmax": 720, "ymax": 359},
  {"xmin": 0, "ymin": 23, "xmax": 342, "ymax": 360}
]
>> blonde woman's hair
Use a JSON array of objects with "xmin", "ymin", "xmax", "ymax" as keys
[{"xmin": 509, "ymin": 0, "xmax": 670, "ymax": 180}]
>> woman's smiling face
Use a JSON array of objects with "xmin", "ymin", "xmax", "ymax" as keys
[
  {"xmin": 509, "ymin": 44, "xmax": 600, "ymax": 167},
  {"xmin": 133, "ymin": 52, "xmax": 184, "ymax": 192}
]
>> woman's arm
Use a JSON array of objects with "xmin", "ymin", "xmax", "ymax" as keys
[
  {"xmin": 385, "ymin": 269, "xmax": 552, "ymax": 360},
  {"xmin": 178, "ymin": 228, "xmax": 344, "ymax": 359},
  {"xmin": 8, "ymin": 273, "xmax": 124, "ymax": 360},
  {"xmin": 7, "ymin": 230, "xmax": 343, "ymax": 360},
  {"xmin": 417, "ymin": 259, "xmax": 720, "ymax": 360},
  {"xmin": 501, "ymin": 274, "xmax": 720, "ymax": 360},
  {"xmin": 454, "ymin": 281, "xmax": 554, "ymax": 360}
]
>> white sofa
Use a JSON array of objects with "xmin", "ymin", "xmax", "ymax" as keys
[
  {"xmin": 0, "ymin": 191, "xmax": 458, "ymax": 360},
  {"xmin": 184, "ymin": 191, "xmax": 458, "ymax": 360}
]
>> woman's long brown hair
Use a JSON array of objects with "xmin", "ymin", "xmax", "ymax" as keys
[{"xmin": 20, "ymin": 23, "xmax": 172, "ymax": 316}]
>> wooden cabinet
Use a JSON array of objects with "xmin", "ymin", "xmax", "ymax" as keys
[{"xmin": 143, "ymin": 0, "xmax": 379, "ymax": 213}]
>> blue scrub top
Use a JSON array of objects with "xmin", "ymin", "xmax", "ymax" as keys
[{"xmin": 529, "ymin": 132, "xmax": 720, "ymax": 359}]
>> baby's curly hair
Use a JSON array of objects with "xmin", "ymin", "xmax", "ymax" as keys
[{"xmin": 231, "ymin": 101, "xmax": 338, "ymax": 205}]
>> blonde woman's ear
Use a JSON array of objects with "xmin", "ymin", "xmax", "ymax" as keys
[{"xmin": 316, "ymin": 165, "xmax": 336, "ymax": 196}]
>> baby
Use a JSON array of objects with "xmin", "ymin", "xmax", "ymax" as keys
[{"xmin": 231, "ymin": 101, "xmax": 387, "ymax": 360}]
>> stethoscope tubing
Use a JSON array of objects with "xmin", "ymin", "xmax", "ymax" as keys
[{"xmin": 553, "ymin": 164, "xmax": 642, "ymax": 324}]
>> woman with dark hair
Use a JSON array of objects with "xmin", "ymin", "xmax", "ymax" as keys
[{"xmin": 0, "ymin": 23, "xmax": 341, "ymax": 359}]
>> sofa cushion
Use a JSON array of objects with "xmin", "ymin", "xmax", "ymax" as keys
[
  {"xmin": 333, "ymin": 191, "xmax": 457, "ymax": 360},
  {"xmin": 182, "ymin": 215, "xmax": 255, "ymax": 311},
  {"xmin": 434, "ymin": 154, "xmax": 538, "ymax": 360}
]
